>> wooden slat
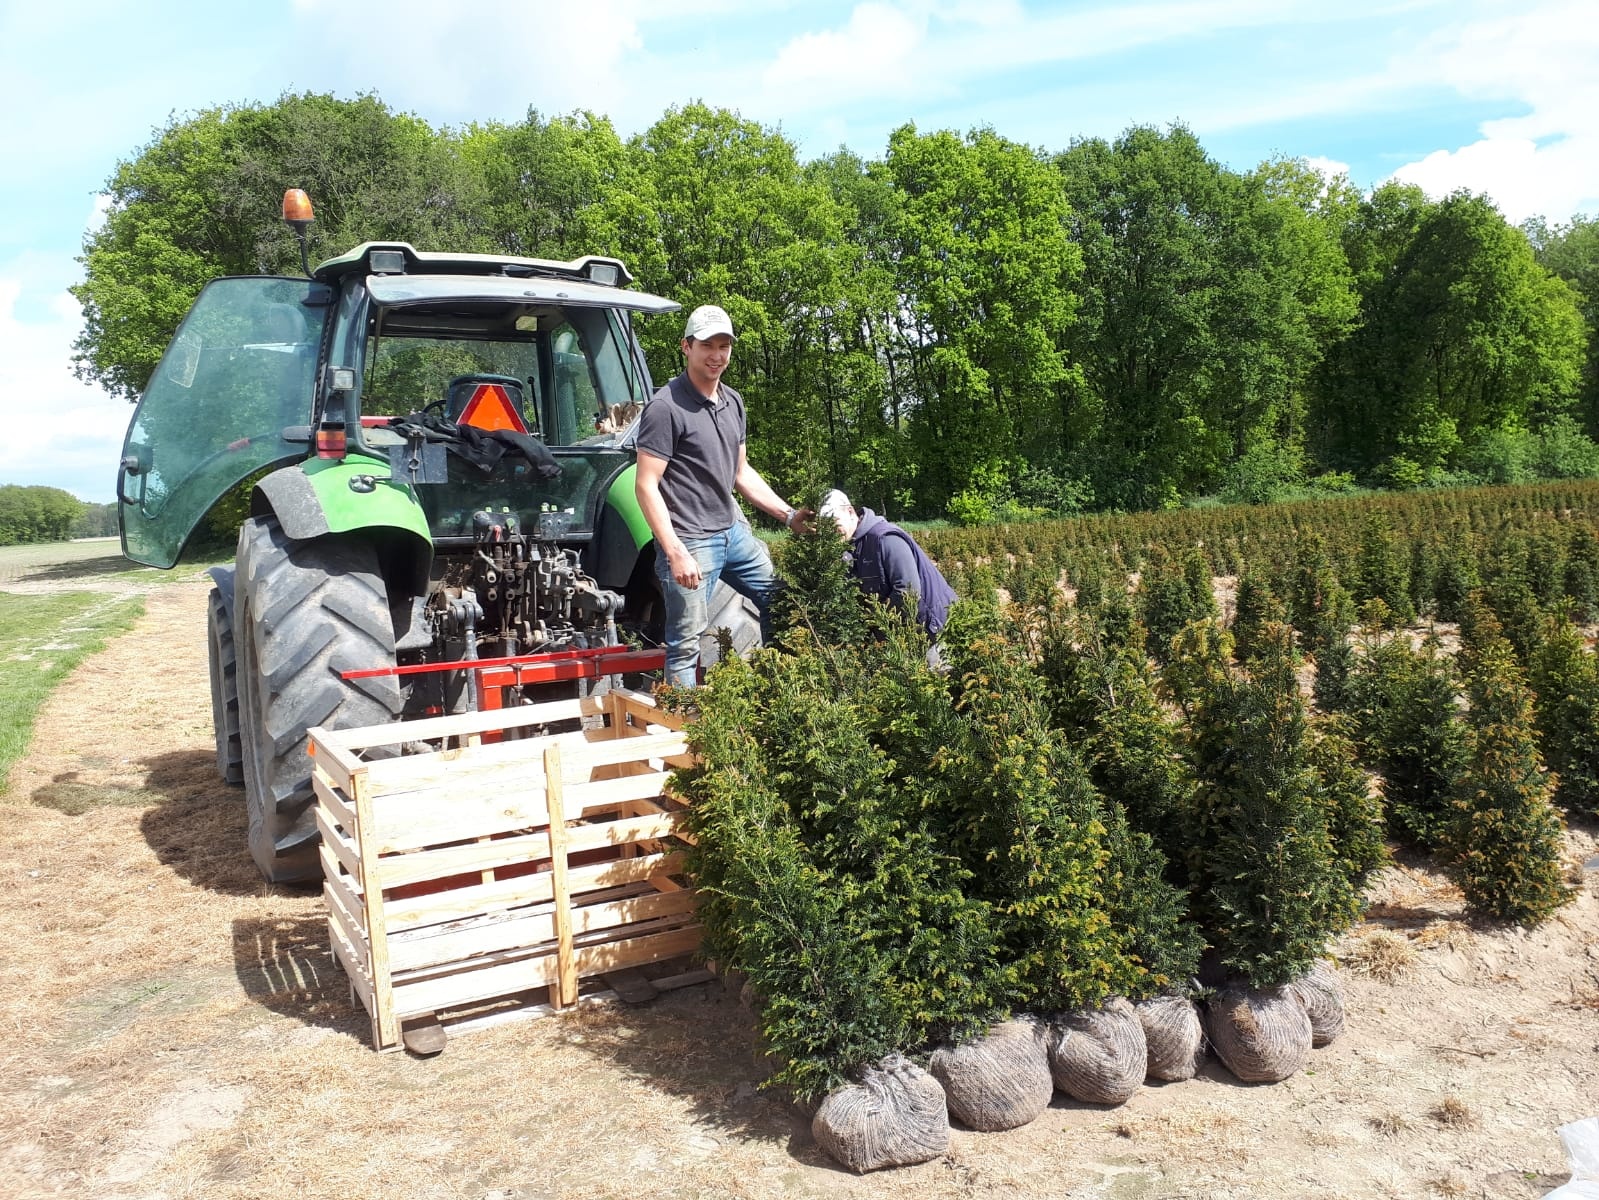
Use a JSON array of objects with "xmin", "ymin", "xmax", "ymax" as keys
[
  {"xmin": 369, "ymin": 786, "xmax": 551, "ymax": 855},
  {"xmin": 616, "ymin": 693, "xmax": 687, "ymax": 731},
  {"xmin": 653, "ymin": 968, "xmax": 716, "ymax": 992},
  {"xmin": 342, "ymin": 696, "xmax": 597, "ymax": 750},
  {"xmin": 562, "ymin": 770, "xmax": 675, "ymax": 818},
  {"xmin": 384, "ymin": 869, "xmax": 554, "ymax": 932},
  {"xmin": 378, "ymin": 851, "xmax": 682, "ymax": 933},
  {"xmin": 318, "ymin": 694, "xmax": 602, "ymax": 754},
  {"xmin": 384, "ymin": 887, "xmax": 690, "ymax": 976},
  {"xmin": 315, "ymin": 806, "xmax": 364, "ymax": 881},
  {"xmin": 313, "ymin": 686, "xmax": 653, "ymax": 759},
  {"xmin": 611, "ymin": 713, "xmax": 671, "ymax": 741},
  {"xmin": 354, "ymin": 724, "xmax": 679, "ymax": 796},
  {"xmin": 546, "ymin": 742, "xmax": 576, "ymax": 1008},
  {"xmin": 557, "ymin": 732, "xmax": 689, "ymax": 780},
  {"xmin": 388, "ymin": 905, "xmax": 557, "ymax": 974},
  {"xmin": 566, "ymin": 811, "xmax": 682, "ymax": 853},
  {"xmin": 312, "ymin": 771, "xmax": 358, "ymax": 833},
  {"xmin": 319, "ymin": 844, "xmax": 363, "ymax": 898},
  {"xmin": 307, "ymin": 729, "xmax": 365, "ymax": 796},
  {"xmin": 570, "ymin": 910, "xmax": 694, "ymax": 947},
  {"xmin": 390, "ymin": 914, "xmax": 698, "ymax": 1017},
  {"xmin": 606, "ymin": 689, "xmax": 628, "ymax": 739},
  {"xmin": 351, "ymin": 769, "xmax": 399, "ymax": 1050},
  {"xmin": 573, "ymin": 887, "xmax": 696, "ymax": 934},
  {"xmin": 568, "ymin": 851, "xmax": 682, "ymax": 899},
  {"xmin": 374, "ymin": 827, "xmax": 554, "ymax": 891},
  {"xmin": 569, "ymin": 924, "xmax": 703, "ymax": 976},
  {"xmin": 323, "ymin": 881, "xmax": 371, "ymax": 976},
  {"xmin": 323, "ymin": 862, "xmax": 367, "ymax": 936},
  {"xmin": 357, "ymin": 731, "xmax": 587, "ymax": 795},
  {"xmin": 391, "ymin": 945, "xmax": 559, "ymax": 1017},
  {"xmin": 326, "ymin": 917, "xmax": 374, "ymax": 1006}
]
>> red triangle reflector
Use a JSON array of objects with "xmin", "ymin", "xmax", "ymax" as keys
[{"xmin": 458, "ymin": 383, "xmax": 528, "ymax": 434}]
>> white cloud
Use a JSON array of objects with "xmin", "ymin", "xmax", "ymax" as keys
[
  {"xmin": 763, "ymin": 4, "xmax": 932, "ymax": 106},
  {"xmin": 1392, "ymin": 136, "xmax": 1594, "ymax": 225},
  {"xmin": 286, "ymin": 0, "xmax": 653, "ymax": 126},
  {"xmin": 88, "ymin": 193, "xmax": 113, "ymax": 234},
  {"xmin": 0, "ymin": 271, "xmax": 128, "ymax": 503},
  {"xmin": 1387, "ymin": 1, "xmax": 1599, "ymax": 222},
  {"xmin": 752, "ymin": 0, "xmax": 1327, "ymax": 119},
  {"xmin": 1304, "ymin": 155, "xmax": 1351, "ymax": 181}
]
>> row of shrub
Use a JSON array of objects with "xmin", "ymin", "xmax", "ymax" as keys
[
  {"xmin": 924, "ymin": 480, "xmax": 1599, "ymax": 628},
  {"xmin": 671, "ymin": 492, "xmax": 1592, "ymax": 1105}
]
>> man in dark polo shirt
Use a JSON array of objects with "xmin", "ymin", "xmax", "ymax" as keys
[{"xmin": 635, "ymin": 304, "xmax": 812, "ymax": 687}]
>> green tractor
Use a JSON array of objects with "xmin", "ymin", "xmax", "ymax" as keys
[{"xmin": 118, "ymin": 193, "xmax": 758, "ymax": 883}]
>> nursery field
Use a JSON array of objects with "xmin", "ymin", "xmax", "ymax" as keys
[{"xmin": 2, "ymin": 505, "xmax": 1598, "ymax": 1199}]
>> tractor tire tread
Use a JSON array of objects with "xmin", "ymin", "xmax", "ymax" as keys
[{"xmin": 235, "ymin": 515, "xmax": 400, "ymax": 883}]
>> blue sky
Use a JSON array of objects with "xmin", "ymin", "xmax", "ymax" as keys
[{"xmin": 2, "ymin": 0, "xmax": 1596, "ymax": 504}]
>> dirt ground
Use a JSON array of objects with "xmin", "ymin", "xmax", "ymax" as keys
[{"xmin": 2, "ymin": 565, "xmax": 1596, "ymax": 1200}]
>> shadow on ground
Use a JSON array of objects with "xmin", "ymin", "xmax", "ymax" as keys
[
  {"xmin": 231, "ymin": 912, "xmax": 371, "ymax": 1041},
  {"xmin": 30, "ymin": 773, "xmax": 152, "ymax": 814},
  {"xmin": 137, "ymin": 748, "xmax": 276, "ymax": 896},
  {"xmin": 14, "ymin": 557, "xmax": 157, "ymax": 583},
  {"xmin": 564, "ymin": 981, "xmax": 835, "ymax": 1168}
]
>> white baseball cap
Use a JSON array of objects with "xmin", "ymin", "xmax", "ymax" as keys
[
  {"xmin": 818, "ymin": 488, "xmax": 853, "ymax": 522},
  {"xmin": 683, "ymin": 304, "xmax": 736, "ymax": 341}
]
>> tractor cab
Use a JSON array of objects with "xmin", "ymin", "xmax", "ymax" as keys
[{"xmin": 119, "ymin": 238, "xmax": 676, "ymax": 569}]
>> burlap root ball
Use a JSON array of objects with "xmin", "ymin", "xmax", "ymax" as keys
[
  {"xmin": 812, "ymin": 1054, "xmax": 950, "ymax": 1173},
  {"xmin": 929, "ymin": 1018, "xmax": 1054, "ymax": 1131},
  {"xmin": 1288, "ymin": 958, "xmax": 1346, "ymax": 1047},
  {"xmin": 1047, "ymin": 997, "xmax": 1147, "ymax": 1105},
  {"xmin": 1204, "ymin": 984, "xmax": 1312, "ymax": 1083},
  {"xmin": 1134, "ymin": 994, "xmax": 1206, "ymax": 1082}
]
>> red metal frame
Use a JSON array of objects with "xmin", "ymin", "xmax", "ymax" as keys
[{"xmin": 339, "ymin": 643, "xmax": 666, "ymax": 711}]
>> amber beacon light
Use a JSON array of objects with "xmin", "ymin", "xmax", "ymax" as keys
[
  {"xmin": 282, "ymin": 188, "xmax": 315, "ymax": 276},
  {"xmin": 282, "ymin": 188, "xmax": 314, "ymax": 226}
]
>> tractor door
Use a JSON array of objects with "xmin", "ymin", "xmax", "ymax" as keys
[{"xmin": 119, "ymin": 277, "xmax": 332, "ymax": 566}]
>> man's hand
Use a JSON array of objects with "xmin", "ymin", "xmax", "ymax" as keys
[
  {"xmin": 788, "ymin": 506, "xmax": 817, "ymax": 534},
  {"xmin": 666, "ymin": 543, "xmax": 702, "ymax": 589}
]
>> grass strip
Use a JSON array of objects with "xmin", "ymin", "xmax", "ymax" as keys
[{"xmin": 0, "ymin": 591, "xmax": 145, "ymax": 794}]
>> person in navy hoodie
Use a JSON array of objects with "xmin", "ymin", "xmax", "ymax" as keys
[{"xmin": 816, "ymin": 489, "xmax": 957, "ymax": 639}]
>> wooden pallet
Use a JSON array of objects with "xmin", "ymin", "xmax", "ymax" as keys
[{"xmin": 308, "ymin": 687, "xmax": 700, "ymax": 1051}]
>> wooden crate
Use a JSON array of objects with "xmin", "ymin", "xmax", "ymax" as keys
[{"xmin": 308, "ymin": 686, "xmax": 699, "ymax": 1050}]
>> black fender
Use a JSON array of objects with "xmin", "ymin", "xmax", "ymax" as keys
[
  {"xmin": 250, "ymin": 466, "xmax": 434, "ymax": 636},
  {"xmin": 205, "ymin": 564, "xmax": 236, "ymax": 629}
]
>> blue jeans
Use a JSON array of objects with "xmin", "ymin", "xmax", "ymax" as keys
[{"xmin": 655, "ymin": 519, "xmax": 776, "ymax": 687}]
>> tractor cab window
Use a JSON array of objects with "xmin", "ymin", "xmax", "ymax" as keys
[
  {"xmin": 119, "ymin": 276, "xmax": 330, "ymax": 568},
  {"xmin": 358, "ymin": 303, "xmax": 648, "ymax": 448},
  {"xmin": 546, "ymin": 311, "xmax": 648, "ymax": 444}
]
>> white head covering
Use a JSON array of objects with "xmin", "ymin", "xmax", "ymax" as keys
[
  {"xmin": 817, "ymin": 488, "xmax": 852, "ymax": 522},
  {"xmin": 683, "ymin": 304, "xmax": 735, "ymax": 341}
]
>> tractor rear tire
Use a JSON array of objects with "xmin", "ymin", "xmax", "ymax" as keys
[
  {"xmin": 206, "ymin": 585, "xmax": 243, "ymax": 786},
  {"xmin": 234, "ymin": 516, "xmax": 401, "ymax": 884},
  {"xmin": 698, "ymin": 580, "xmax": 763, "ymax": 673}
]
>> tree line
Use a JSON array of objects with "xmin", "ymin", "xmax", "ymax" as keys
[
  {"xmin": 73, "ymin": 93, "xmax": 1599, "ymax": 521},
  {"xmin": 0, "ymin": 486, "xmax": 116, "ymax": 545}
]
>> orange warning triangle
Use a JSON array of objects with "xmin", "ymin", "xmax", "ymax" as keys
[{"xmin": 458, "ymin": 384, "xmax": 528, "ymax": 434}]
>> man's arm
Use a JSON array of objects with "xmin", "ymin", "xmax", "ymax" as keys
[
  {"xmin": 733, "ymin": 443, "xmax": 813, "ymax": 531},
  {"xmin": 636, "ymin": 450, "xmax": 701, "ymax": 588}
]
